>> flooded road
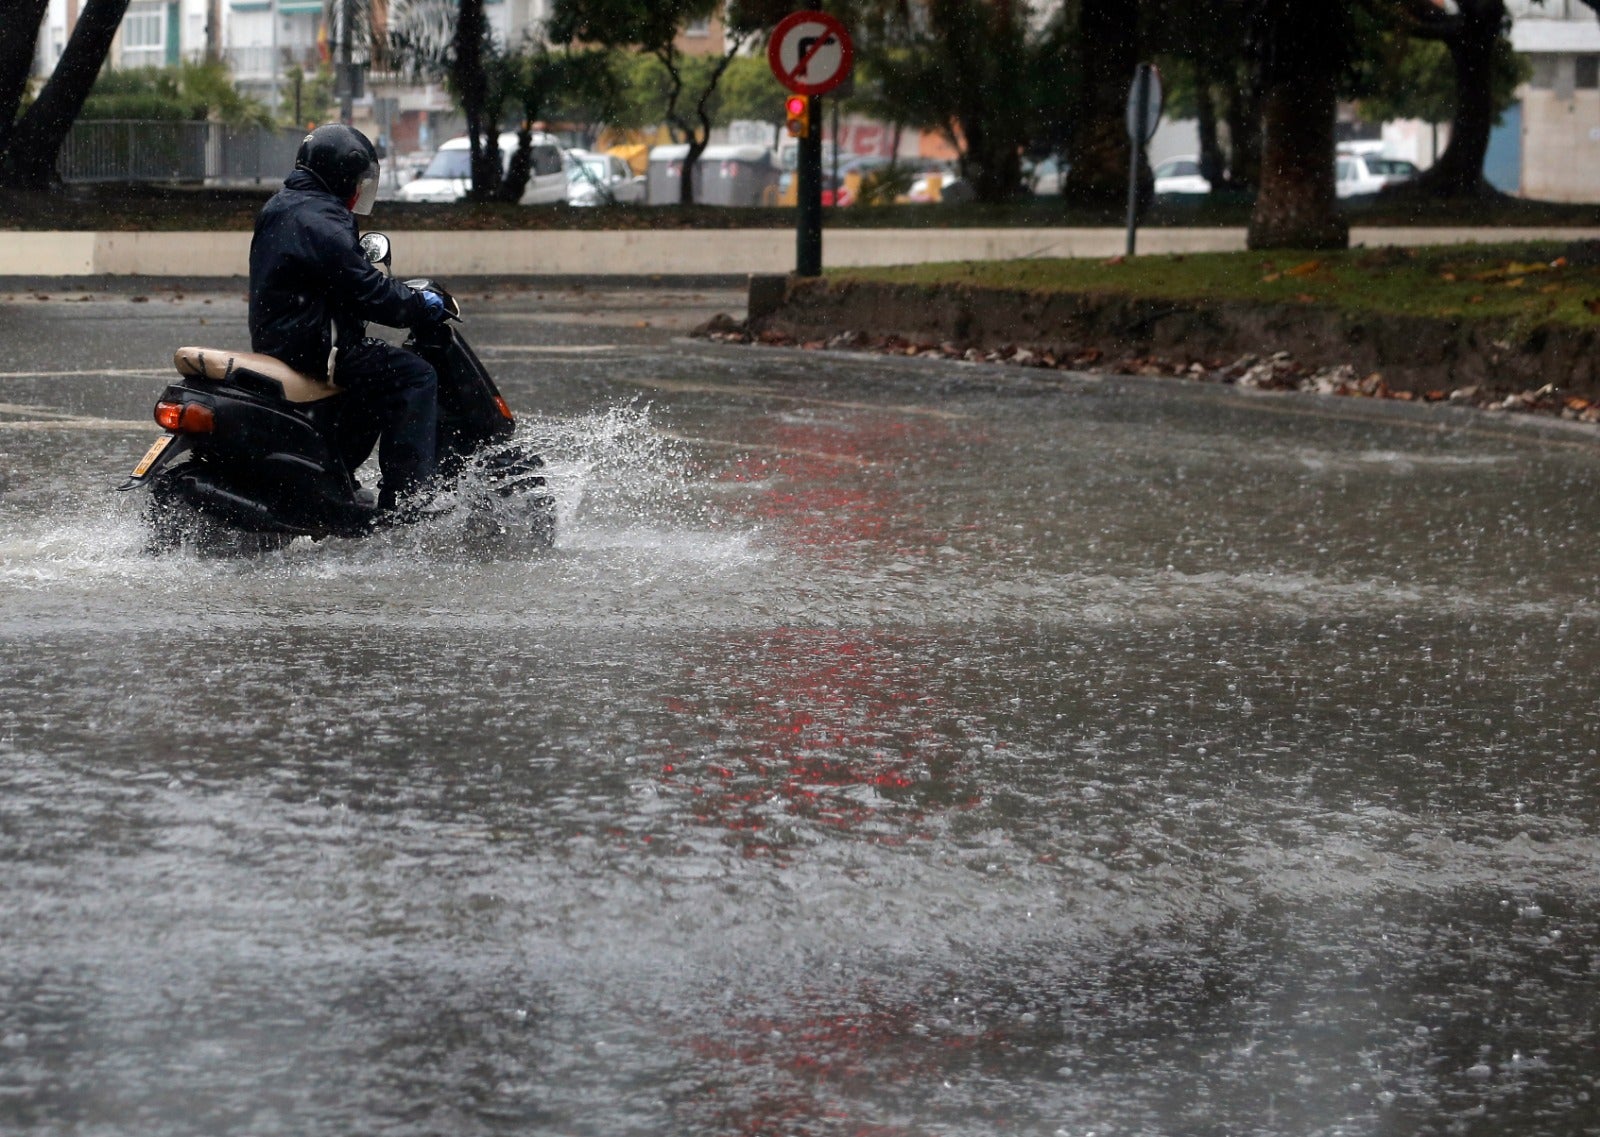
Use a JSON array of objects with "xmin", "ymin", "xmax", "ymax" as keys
[{"xmin": 2, "ymin": 280, "xmax": 1598, "ymax": 1137}]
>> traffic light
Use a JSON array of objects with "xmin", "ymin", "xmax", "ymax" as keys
[{"xmin": 785, "ymin": 95, "xmax": 810, "ymax": 139}]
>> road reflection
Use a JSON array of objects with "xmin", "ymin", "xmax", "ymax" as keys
[{"xmin": 653, "ymin": 630, "xmax": 983, "ymax": 860}]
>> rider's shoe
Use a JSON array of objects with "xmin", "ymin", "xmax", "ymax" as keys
[{"xmin": 372, "ymin": 480, "xmax": 447, "ymax": 528}]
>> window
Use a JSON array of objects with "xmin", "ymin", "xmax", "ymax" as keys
[
  {"xmin": 531, "ymin": 144, "xmax": 563, "ymax": 177},
  {"xmin": 122, "ymin": 3, "xmax": 164, "ymax": 60},
  {"xmin": 1529, "ymin": 56, "xmax": 1559, "ymax": 89},
  {"xmin": 684, "ymin": 17, "xmax": 710, "ymax": 36},
  {"xmin": 1577, "ymin": 55, "xmax": 1599, "ymax": 89},
  {"xmin": 422, "ymin": 150, "xmax": 471, "ymax": 179}
]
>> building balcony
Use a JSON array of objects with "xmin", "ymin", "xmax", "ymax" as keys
[{"xmin": 226, "ymin": 45, "xmax": 324, "ymax": 81}]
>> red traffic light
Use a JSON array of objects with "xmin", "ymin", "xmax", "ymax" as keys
[{"xmin": 785, "ymin": 95, "xmax": 810, "ymax": 139}]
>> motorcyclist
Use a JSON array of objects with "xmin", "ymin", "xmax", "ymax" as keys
[{"xmin": 248, "ymin": 123, "xmax": 447, "ymax": 514}]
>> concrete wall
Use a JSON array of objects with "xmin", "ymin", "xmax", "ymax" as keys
[
  {"xmin": 6, "ymin": 227, "xmax": 1600, "ymax": 278},
  {"xmin": 1520, "ymin": 88, "xmax": 1600, "ymax": 201}
]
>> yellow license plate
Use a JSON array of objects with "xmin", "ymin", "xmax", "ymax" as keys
[{"xmin": 132, "ymin": 433, "xmax": 174, "ymax": 478}]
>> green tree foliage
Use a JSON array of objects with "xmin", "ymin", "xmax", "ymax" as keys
[
  {"xmin": 280, "ymin": 65, "xmax": 338, "ymax": 130},
  {"xmin": 79, "ymin": 62, "xmax": 273, "ymax": 128},
  {"xmin": 714, "ymin": 54, "xmax": 789, "ymax": 128},
  {"xmin": 1353, "ymin": 27, "xmax": 1526, "ymax": 131},
  {"xmin": 549, "ymin": 0, "xmax": 779, "ymax": 204},
  {"xmin": 841, "ymin": 0, "xmax": 1065, "ymax": 204}
]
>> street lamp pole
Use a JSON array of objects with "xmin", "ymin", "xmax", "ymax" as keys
[{"xmin": 269, "ymin": 0, "xmax": 280, "ymax": 115}]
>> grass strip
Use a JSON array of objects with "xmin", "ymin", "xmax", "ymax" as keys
[{"xmin": 834, "ymin": 242, "xmax": 1600, "ymax": 329}]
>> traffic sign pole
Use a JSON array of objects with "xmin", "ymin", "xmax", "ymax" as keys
[
  {"xmin": 769, "ymin": 11, "xmax": 853, "ymax": 279},
  {"xmin": 1124, "ymin": 67, "xmax": 1150, "ymax": 257},
  {"xmin": 1123, "ymin": 62, "xmax": 1163, "ymax": 258},
  {"xmin": 797, "ymin": 95, "xmax": 823, "ymax": 276}
]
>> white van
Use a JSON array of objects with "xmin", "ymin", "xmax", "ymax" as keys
[{"xmin": 398, "ymin": 131, "xmax": 568, "ymax": 204}]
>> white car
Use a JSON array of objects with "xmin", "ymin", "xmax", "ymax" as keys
[
  {"xmin": 397, "ymin": 131, "xmax": 568, "ymax": 205},
  {"xmin": 907, "ymin": 165, "xmax": 971, "ymax": 203},
  {"xmin": 566, "ymin": 150, "xmax": 646, "ymax": 206},
  {"xmin": 1335, "ymin": 152, "xmax": 1418, "ymax": 198},
  {"xmin": 1152, "ymin": 154, "xmax": 1211, "ymax": 195}
]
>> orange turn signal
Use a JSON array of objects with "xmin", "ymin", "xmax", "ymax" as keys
[
  {"xmin": 493, "ymin": 395, "xmax": 514, "ymax": 421},
  {"xmin": 155, "ymin": 401, "xmax": 181, "ymax": 430},
  {"xmin": 180, "ymin": 403, "xmax": 215, "ymax": 432}
]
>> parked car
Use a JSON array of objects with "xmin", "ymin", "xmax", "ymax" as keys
[
  {"xmin": 397, "ymin": 131, "xmax": 569, "ymax": 204},
  {"xmin": 566, "ymin": 150, "xmax": 646, "ymax": 206},
  {"xmin": 1335, "ymin": 152, "xmax": 1418, "ymax": 198},
  {"xmin": 907, "ymin": 163, "xmax": 969, "ymax": 203},
  {"xmin": 1152, "ymin": 154, "xmax": 1211, "ymax": 196},
  {"xmin": 1026, "ymin": 155, "xmax": 1065, "ymax": 196}
]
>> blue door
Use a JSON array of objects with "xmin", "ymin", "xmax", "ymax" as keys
[{"xmin": 1484, "ymin": 101, "xmax": 1522, "ymax": 195}]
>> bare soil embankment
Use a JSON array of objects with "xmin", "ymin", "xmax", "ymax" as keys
[{"xmin": 716, "ymin": 272, "xmax": 1600, "ymax": 423}]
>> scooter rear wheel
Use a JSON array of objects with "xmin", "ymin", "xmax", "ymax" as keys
[{"xmin": 143, "ymin": 472, "xmax": 295, "ymax": 558}]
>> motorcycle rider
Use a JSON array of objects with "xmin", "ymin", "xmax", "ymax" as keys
[{"xmin": 249, "ymin": 123, "xmax": 447, "ymax": 514}]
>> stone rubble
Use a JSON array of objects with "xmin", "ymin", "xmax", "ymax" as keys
[{"xmin": 693, "ymin": 317, "xmax": 1600, "ymax": 426}]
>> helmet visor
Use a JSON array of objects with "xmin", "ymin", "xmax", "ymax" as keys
[{"xmin": 351, "ymin": 162, "xmax": 380, "ymax": 215}]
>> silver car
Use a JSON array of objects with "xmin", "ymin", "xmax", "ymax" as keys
[{"xmin": 566, "ymin": 151, "xmax": 646, "ymax": 206}]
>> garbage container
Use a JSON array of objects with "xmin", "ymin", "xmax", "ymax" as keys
[{"xmin": 647, "ymin": 144, "xmax": 779, "ymax": 206}]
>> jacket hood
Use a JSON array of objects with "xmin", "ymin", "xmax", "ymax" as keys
[{"xmin": 284, "ymin": 166, "xmax": 338, "ymax": 198}]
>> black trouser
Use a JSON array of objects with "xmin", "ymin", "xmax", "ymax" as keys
[{"xmin": 332, "ymin": 338, "xmax": 438, "ymax": 509}]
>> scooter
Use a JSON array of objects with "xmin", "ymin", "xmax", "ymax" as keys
[{"xmin": 120, "ymin": 232, "xmax": 553, "ymax": 555}]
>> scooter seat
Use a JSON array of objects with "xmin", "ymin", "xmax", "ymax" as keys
[{"xmin": 174, "ymin": 346, "xmax": 340, "ymax": 404}]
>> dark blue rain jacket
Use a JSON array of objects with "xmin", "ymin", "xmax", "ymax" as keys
[{"xmin": 248, "ymin": 169, "xmax": 429, "ymax": 380}]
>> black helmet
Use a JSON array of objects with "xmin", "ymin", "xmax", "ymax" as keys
[{"xmin": 295, "ymin": 124, "xmax": 380, "ymax": 214}]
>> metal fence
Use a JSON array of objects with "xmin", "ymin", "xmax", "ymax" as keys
[{"xmin": 59, "ymin": 120, "xmax": 306, "ymax": 186}]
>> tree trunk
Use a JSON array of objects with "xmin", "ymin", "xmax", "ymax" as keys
[
  {"xmin": 1063, "ymin": 0, "xmax": 1140, "ymax": 207},
  {"xmin": 679, "ymin": 134, "xmax": 706, "ymax": 205},
  {"xmin": 500, "ymin": 124, "xmax": 532, "ymax": 203},
  {"xmin": 1246, "ymin": 0, "xmax": 1347, "ymax": 250},
  {"xmin": 1411, "ymin": 0, "xmax": 1505, "ymax": 198},
  {"xmin": 940, "ymin": 0, "xmax": 1026, "ymax": 203},
  {"xmin": 1221, "ymin": 65, "xmax": 1261, "ymax": 190},
  {"xmin": 1249, "ymin": 73, "xmax": 1346, "ymax": 249},
  {"xmin": 1194, "ymin": 70, "xmax": 1225, "ymax": 189},
  {"xmin": 0, "ymin": 0, "xmax": 50, "ymax": 158},
  {"xmin": 0, "ymin": 0, "xmax": 129, "ymax": 189},
  {"xmin": 453, "ymin": 0, "xmax": 500, "ymax": 202}
]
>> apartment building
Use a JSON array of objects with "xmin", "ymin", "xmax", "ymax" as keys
[
  {"xmin": 1509, "ymin": 0, "xmax": 1600, "ymax": 200},
  {"xmin": 33, "ymin": 0, "xmax": 214, "ymax": 75}
]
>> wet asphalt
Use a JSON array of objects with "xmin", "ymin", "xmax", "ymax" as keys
[{"xmin": 1, "ymin": 278, "xmax": 1599, "ymax": 1137}]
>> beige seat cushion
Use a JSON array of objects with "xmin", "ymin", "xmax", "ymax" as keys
[{"xmin": 173, "ymin": 346, "xmax": 340, "ymax": 404}]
